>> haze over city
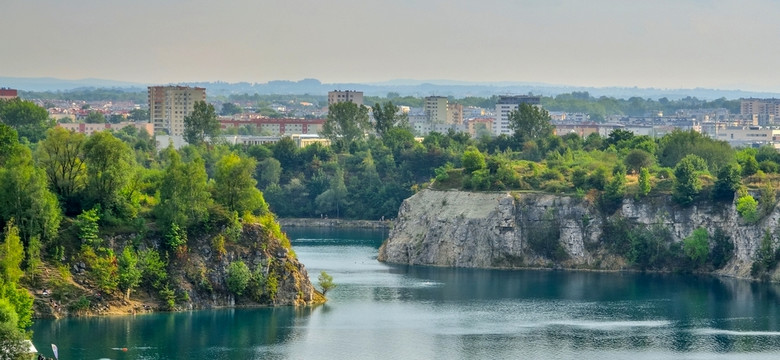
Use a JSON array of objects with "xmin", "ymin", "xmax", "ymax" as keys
[{"xmin": 2, "ymin": 0, "xmax": 779, "ymax": 92}]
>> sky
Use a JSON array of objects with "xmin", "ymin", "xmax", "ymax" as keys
[{"xmin": 2, "ymin": 0, "xmax": 780, "ymax": 91}]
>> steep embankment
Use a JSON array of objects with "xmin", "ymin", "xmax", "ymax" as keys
[
  {"xmin": 34, "ymin": 221, "xmax": 323, "ymax": 319},
  {"xmin": 378, "ymin": 189, "xmax": 777, "ymax": 279}
]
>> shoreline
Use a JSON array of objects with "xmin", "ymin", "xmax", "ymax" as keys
[{"xmin": 278, "ymin": 218, "xmax": 392, "ymax": 229}]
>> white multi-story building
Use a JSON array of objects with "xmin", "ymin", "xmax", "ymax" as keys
[
  {"xmin": 148, "ymin": 86, "xmax": 206, "ymax": 136},
  {"xmin": 328, "ymin": 90, "xmax": 363, "ymax": 106},
  {"xmin": 493, "ymin": 95, "xmax": 541, "ymax": 136}
]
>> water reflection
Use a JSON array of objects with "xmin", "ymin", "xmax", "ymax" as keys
[{"xmin": 31, "ymin": 227, "xmax": 780, "ymax": 359}]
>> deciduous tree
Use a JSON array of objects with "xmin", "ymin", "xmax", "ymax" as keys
[{"xmin": 183, "ymin": 101, "xmax": 220, "ymax": 145}]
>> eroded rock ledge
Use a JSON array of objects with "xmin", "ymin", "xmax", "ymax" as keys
[{"xmin": 378, "ymin": 189, "xmax": 778, "ymax": 279}]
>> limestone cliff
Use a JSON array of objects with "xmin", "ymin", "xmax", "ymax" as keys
[{"xmin": 378, "ymin": 189, "xmax": 780, "ymax": 279}]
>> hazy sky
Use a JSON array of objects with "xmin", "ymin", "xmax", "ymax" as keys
[{"xmin": 3, "ymin": 0, "xmax": 780, "ymax": 91}]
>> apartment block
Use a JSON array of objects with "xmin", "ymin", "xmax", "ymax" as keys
[
  {"xmin": 328, "ymin": 90, "xmax": 363, "ymax": 106},
  {"xmin": 148, "ymin": 86, "xmax": 206, "ymax": 136}
]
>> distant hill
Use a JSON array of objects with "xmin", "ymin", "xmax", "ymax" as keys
[{"xmin": 3, "ymin": 76, "xmax": 779, "ymax": 100}]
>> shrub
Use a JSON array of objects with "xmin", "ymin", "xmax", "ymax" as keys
[
  {"xmin": 736, "ymin": 195, "xmax": 759, "ymax": 223},
  {"xmin": 710, "ymin": 228, "xmax": 734, "ymax": 269},
  {"xmin": 226, "ymin": 261, "xmax": 251, "ymax": 296},
  {"xmin": 683, "ymin": 228, "xmax": 709, "ymax": 267}
]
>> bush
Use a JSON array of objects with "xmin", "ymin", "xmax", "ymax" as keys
[
  {"xmin": 736, "ymin": 195, "xmax": 759, "ymax": 223},
  {"xmin": 318, "ymin": 271, "xmax": 336, "ymax": 295},
  {"xmin": 683, "ymin": 228, "xmax": 709, "ymax": 267},
  {"xmin": 226, "ymin": 261, "xmax": 251, "ymax": 296},
  {"xmin": 710, "ymin": 228, "xmax": 734, "ymax": 269}
]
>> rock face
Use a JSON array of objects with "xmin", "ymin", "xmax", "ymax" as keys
[
  {"xmin": 378, "ymin": 189, "xmax": 779, "ymax": 279},
  {"xmin": 176, "ymin": 223, "xmax": 322, "ymax": 309}
]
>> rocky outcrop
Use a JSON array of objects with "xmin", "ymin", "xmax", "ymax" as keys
[
  {"xmin": 177, "ymin": 223, "xmax": 323, "ymax": 308},
  {"xmin": 378, "ymin": 189, "xmax": 779, "ymax": 279}
]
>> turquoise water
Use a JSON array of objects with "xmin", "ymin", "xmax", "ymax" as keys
[{"xmin": 32, "ymin": 227, "xmax": 780, "ymax": 359}]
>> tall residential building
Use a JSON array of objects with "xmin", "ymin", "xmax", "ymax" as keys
[
  {"xmin": 741, "ymin": 98, "xmax": 780, "ymax": 117},
  {"xmin": 328, "ymin": 90, "xmax": 363, "ymax": 106},
  {"xmin": 148, "ymin": 86, "xmax": 206, "ymax": 136},
  {"xmin": 424, "ymin": 96, "xmax": 449, "ymax": 124},
  {"xmin": 448, "ymin": 103, "xmax": 463, "ymax": 125},
  {"xmin": 493, "ymin": 95, "xmax": 542, "ymax": 136}
]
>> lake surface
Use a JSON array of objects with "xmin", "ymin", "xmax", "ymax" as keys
[{"xmin": 32, "ymin": 227, "xmax": 780, "ymax": 359}]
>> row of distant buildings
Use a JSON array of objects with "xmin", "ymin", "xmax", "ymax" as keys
[{"xmin": 7, "ymin": 84, "xmax": 780, "ymax": 150}]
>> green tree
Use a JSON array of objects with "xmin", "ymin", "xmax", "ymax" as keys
[
  {"xmin": 0, "ymin": 146, "xmax": 62, "ymax": 243},
  {"xmin": 712, "ymin": 163, "xmax": 741, "ymax": 201},
  {"xmin": 673, "ymin": 155, "xmax": 704, "ymax": 206},
  {"xmin": 0, "ymin": 98, "xmax": 52, "ymax": 142},
  {"xmin": 138, "ymin": 249, "xmax": 167, "ymax": 290},
  {"xmin": 83, "ymin": 131, "xmax": 134, "ymax": 214},
  {"xmin": 317, "ymin": 271, "xmax": 335, "ymax": 295},
  {"xmin": 118, "ymin": 246, "xmax": 141, "ymax": 299},
  {"xmin": 0, "ymin": 124, "xmax": 19, "ymax": 164},
  {"xmin": 129, "ymin": 109, "xmax": 149, "ymax": 122},
  {"xmin": 0, "ymin": 222, "xmax": 25, "ymax": 285},
  {"xmin": 226, "ymin": 261, "xmax": 251, "ymax": 296},
  {"xmin": 315, "ymin": 167, "xmax": 348, "ymax": 218},
  {"xmin": 736, "ymin": 195, "xmax": 759, "ymax": 223},
  {"xmin": 683, "ymin": 227, "xmax": 709, "ymax": 267},
  {"xmin": 214, "ymin": 153, "xmax": 269, "ymax": 215},
  {"xmin": 623, "ymin": 149, "xmax": 654, "ymax": 174},
  {"xmin": 155, "ymin": 147, "xmax": 212, "ymax": 229},
  {"xmin": 372, "ymin": 101, "xmax": 409, "ymax": 137},
  {"xmin": 75, "ymin": 208, "xmax": 101, "ymax": 248},
  {"xmin": 84, "ymin": 111, "xmax": 106, "ymax": 124},
  {"xmin": 184, "ymin": 101, "xmax": 220, "ymax": 145},
  {"xmin": 0, "ymin": 297, "xmax": 28, "ymax": 358},
  {"xmin": 221, "ymin": 102, "xmax": 243, "ymax": 116},
  {"xmin": 256, "ymin": 158, "xmax": 281, "ymax": 189},
  {"xmin": 602, "ymin": 168, "xmax": 626, "ymax": 212},
  {"xmin": 322, "ymin": 102, "xmax": 370, "ymax": 149},
  {"xmin": 507, "ymin": 103, "xmax": 553, "ymax": 144},
  {"xmin": 638, "ymin": 168, "xmax": 651, "ymax": 197},
  {"xmin": 461, "ymin": 147, "xmax": 486, "ymax": 173},
  {"xmin": 36, "ymin": 127, "xmax": 87, "ymax": 213}
]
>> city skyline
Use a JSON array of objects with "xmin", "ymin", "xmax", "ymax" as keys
[{"xmin": 3, "ymin": 0, "xmax": 780, "ymax": 92}]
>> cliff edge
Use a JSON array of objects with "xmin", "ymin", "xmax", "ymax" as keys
[{"xmin": 378, "ymin": 189, "xmax": 780, "ymax": 280}]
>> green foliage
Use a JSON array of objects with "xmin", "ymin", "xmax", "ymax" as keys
[
  {"xmin": 683, "ymin": 228, "xmax": 709, "ymax": 267},
  {"xmin": 0, "ymin": 98, "xmax": 52, "ymax": 142},
  {"xmin": 508, "ymin": 103, "xmax": 553, "ymax": 143},
  {"xmin": 76, "ymin": 208, "xmax": 101, "ymax": 248},
  {"xmin": 736, "ymin": 195, "xmax": 759, "ymax": 223},
  {"xmin": 372, "ymin": 101, "xmax": 409, "ymax": 137},
  {"xmin": 638, "ymin": 168, "xmax": 651, "ymax": 197},
  {"xmin": 214, "ymin": 152, "xmax": 268, "ymax": 215},
  {"xmin": 712, "ymin": 163, "xmax": 741, "ymax": 201},
  {"xmin": 83, "ymin": 131, "xmax": 134, "ymax": 215},
  {"xmin": 25, "ymin": 235, "xmax": 42, "ymax": 283},
  {"xmin": 138, "ymin": 249, "xmax": 167, "ymax": 290},
  {"xmin": 68, "ymin": 295, "xmax": 90, "ymax": 313},
  {"xmin": 82, "ymin": 245, "xmax": 119, "ymax": 294},
  {"xmin": 36, "ymin": 127, "xmax": 87, "ymax": 212},
  {"xmin": 673, "ymin": 155, "xmax": 704, "ymax": 206},
  {"xmin": 623, "ymin": 149, "xmax": 654, "ymax": 174},
  {"xmin": 751, "ymin": 230, "xmax": 777, "ymax": 277},
  {"xmin": 710, "ymin": 228, "xmax": 734, "ymax": 269},
  {"xmin": 155, "ymin": 147, "xmax": 212, "ymax": 230},
  {"xmin": 526, "ymin": 210, "xmax": 567, "ymax": 261},
  {"xmin": 220, "ymin": 102, "xmax": 243, "ymax": 116},
  {"xmin": 118, "ymin": 246, "xmax": 141, "ymax": 298},
  {"xmin": 657, "ymin": 129, "xmax": 733, "ymax": 172},
  {"xmin": 600, "ymin": 218, "xmax": 678, "ymax": 270},
  {"xmin": 461, "ymin": 147, "xmax": 486, "ymax": 173},
  {"xmin": 315, "ymin": 167, "xmax": 348, "ymax": 218},
  {"xmin": 159, "ymin": 285, "xmax": 176, "ymax": 311},
  {"xmin": 226, "ymin": 261, "xmax": 251, "ymax": 296},
  {"xmin": 322, "ymin": 102, "xmax": 370, "ymax": 149},
  {"xmin": 164, "ymin": 223, "xmax": 188, "ymax": 252},
  {"xmin": 601, "ymin": 169, "xmax": 626, "ymax": 213},
  {"xmin": 0, "ymin": 222, "xmax": 25, "ymax": 285},
  {"xmin": 317, "ymin": 271, "xmax": 336, "ymax": 295},
  {"xmin": 84, "ymin": 111, "xmax": 106, "ymax": 124},
  {"xmin": 183, "ymin": 101, "xmax": 220, "ymax": 145},
  {"xmin": 0, "ymin": 145, "xmax": 62, "ymax": 243},
  {"xmin": 265, "ymin": 270, "xmax": 279, "ymax": 301}
]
